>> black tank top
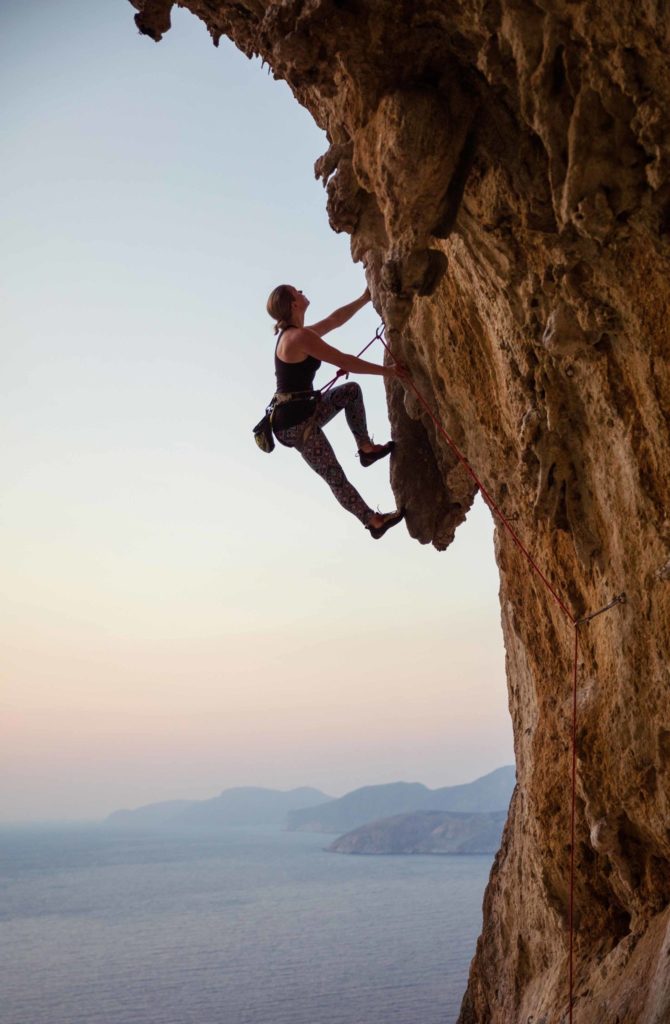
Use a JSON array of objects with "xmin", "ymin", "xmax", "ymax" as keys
[{"xmin": 273, "ymin": 331, "xmax": 321, "ymax": 432}]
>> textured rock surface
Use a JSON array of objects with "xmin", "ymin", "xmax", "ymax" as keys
[{"xmin": 130, "ymin": 3, "xmax": 670, "ymax": 1021}]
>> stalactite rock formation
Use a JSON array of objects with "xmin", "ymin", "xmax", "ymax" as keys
[{"xmin": 129, "ymin": 2, "xmax": 670, "ymax": 1021}]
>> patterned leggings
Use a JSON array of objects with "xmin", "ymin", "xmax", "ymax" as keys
[{"xmin": 274, "ymin": 382, "xmax": 374, "ymax": 525}]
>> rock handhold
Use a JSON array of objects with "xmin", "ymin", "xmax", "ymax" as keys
[
  {"xmin": 131, "ymin": 0, "xmax": 173, "ymax": 41},
  {"xmin": 381, "ymin": 248, "xmax": 448, "ymax": 299}
]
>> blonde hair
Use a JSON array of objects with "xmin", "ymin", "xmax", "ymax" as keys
[{"xmin": 266, "ymin": 284, "xmax": 295, "ymax": 335}]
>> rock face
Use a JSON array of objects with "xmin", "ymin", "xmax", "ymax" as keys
[
  {"xmin": 130, "ymin": 3, "xmax": 670, "ymax": 1022},
  {"xmin": 328, "ymin": 809, "xmax": 507, "ymax": 856}
]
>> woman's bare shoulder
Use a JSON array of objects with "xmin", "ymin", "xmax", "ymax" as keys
[{"xmin": 277, "ymin": 326, "xmax": 316, "ymax": 361}]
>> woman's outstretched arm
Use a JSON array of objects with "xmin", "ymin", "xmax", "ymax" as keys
[{"xmin": 307, "ymin": 289, "xmax": 370, "ymax": 336}]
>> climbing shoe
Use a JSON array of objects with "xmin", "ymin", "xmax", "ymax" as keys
[
  {"xmin": 365, "ymin": 509, "xmax": 405, "ymax": 540},
  {"xmin": 358, "ymin": 441, "xmax": 395, "ymax": 467}
]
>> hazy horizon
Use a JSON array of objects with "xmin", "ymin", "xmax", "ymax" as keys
[
  {"xmin": 3, "ymin": 1, "xmax": 514, "ymax": 822},
  {"xmin": 0, "ymin": 762, "xmax": 516, "ymax": 825}
]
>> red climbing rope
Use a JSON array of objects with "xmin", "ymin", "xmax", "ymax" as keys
[
  {"xmin": 569, "ymin": 624, "xmax": 580, "ymax": 1022},
  {"xmin": 320, "ymin": 329, "xmax": 381, "ymax": 393},
  {"xmin": 352, "ymin": 320, "xmax": 626, "ymax": 1024}
]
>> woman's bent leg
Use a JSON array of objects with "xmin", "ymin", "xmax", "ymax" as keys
[
  {"xmin": 295, "ymin": 424, "xmax": 374, "ymax": 525},
  {"xmin": 314, "ymin": 383, "xmax": 371, "ymax": 448}
]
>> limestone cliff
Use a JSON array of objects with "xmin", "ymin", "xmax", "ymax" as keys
[{"xmin": 130, "ymin": 3, "xmax": 670, "ymax": 1021}]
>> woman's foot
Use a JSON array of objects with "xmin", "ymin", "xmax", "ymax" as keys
[
  {"xmin": 357, "ymin": 440, "xmax": 395, "ymax": 467},
  {"xmin": 365, "ymin": 509, "xmax": 405, "ymax": 539}
]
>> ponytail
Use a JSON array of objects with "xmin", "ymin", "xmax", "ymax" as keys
[{"xmin": 266, "ymin": 284, "xmax": 295, "ymax": 335}]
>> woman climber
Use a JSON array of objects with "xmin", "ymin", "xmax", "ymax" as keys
[{"xmin": 266, "ymin": 283, "xmax": 406, "ymax": 539}]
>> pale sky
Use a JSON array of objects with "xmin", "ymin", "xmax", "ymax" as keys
[{"xmin": 1, "ymin": 0, "xmax": 514, "ymax": 821}]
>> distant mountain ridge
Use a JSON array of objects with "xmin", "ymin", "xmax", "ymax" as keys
[
  {"xmin": 104, "ymin": 786, "xmax": 333, "ymax": 831},
  {"xmin": 328, "ymin": 809, "xmax": 507, "ymax": 855},
  {"xmin": 286, "ymin": 766, "xmax": 516, "ymax": 835},
  {"xmin": 102, "ymin": 768, "xmax": 516, "ymax": 837}
]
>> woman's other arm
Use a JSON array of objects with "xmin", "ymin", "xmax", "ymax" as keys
[{"xmin": 307, "ymin": 289, "xmax": 370, "ymax": 336}]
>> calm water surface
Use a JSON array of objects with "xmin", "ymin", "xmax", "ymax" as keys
[{"xmin": 0, "ymin": 825, "xmax": 492, "ymax": 1024}]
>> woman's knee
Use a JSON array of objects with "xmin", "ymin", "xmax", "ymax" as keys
[{"xmin": 342, "ymin": 381, "xmax": 362, "ymax": 401}]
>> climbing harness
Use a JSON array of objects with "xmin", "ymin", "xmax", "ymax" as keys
[
  {"xmin": 253, "ymin": 390, "xmax": 321, "ymax": 454},
  {"xmin": 253, "ymin": 325, "xmax": 380, "ymax": 453},
  {"xmin": 275, "ymin": 389, "xmax": 320, "ymax": 405},
  {"xmin": 360, "ymin": 319, "xmax": 626, "ymax": 1023},
  {"xmin": 254, "ymin": 325, "xmax": 323, "ymax": 454}
]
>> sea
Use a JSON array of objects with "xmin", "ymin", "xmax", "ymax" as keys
[{"xmin": 0, "ymin": 824, "xmax": 492, "ymax": 1024}]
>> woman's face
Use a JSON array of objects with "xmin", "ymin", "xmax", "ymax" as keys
[{"xmin": 290, "ymin": 287, "xmax": 310, "ymax": 315}]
